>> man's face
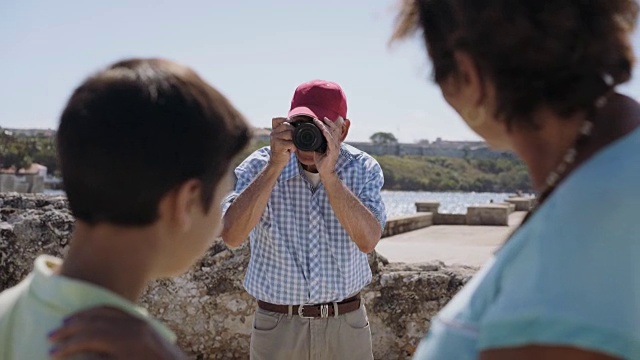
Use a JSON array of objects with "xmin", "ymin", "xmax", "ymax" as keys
[
  {"xmin": 295, "ymin": 148, "xmax": 316, "ymax": 169},
  {"xmin": 289, "ymin": 115, "xmax": 350, "ymax": 172}
]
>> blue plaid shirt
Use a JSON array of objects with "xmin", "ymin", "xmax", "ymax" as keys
[{"xmin": 222, "ymin": 144, "xmax": 386, "ymax": 305}]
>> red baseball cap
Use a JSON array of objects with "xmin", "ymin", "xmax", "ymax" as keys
[{"xmin": 288, "ymin": 80, "xmax": 347, "ymax": 122}]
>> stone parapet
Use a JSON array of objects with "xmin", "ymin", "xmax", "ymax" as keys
[
  {"xmin": 383, "ymin": 213, "xmax": 433, "ymax": 238},
  {"xmin": 415, "ymin": 200, "xmax": 526, "ymax": 226}
]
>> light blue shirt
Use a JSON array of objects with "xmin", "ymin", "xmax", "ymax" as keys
[
  {"xmin": 223, "ymin": 144, "xmax": 386, "ymax": 305},
  {"xmin": 414, "ymin": 128, "xmax": 640, "ymax": 360}
]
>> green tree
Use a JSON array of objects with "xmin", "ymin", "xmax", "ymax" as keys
[
  {"xmin": 0, "ymin": 131, "xmax": 56, "ymax": 174},
  {"xmin": 370, "ymin": 132, "xmax": 398, "ymax": 145},
  {"xmin": 0, "ymin": 131, "xmax": 29, "ymax": 173}
]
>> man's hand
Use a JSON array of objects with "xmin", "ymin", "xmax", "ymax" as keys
[
  {"xmin": 270, "ymin": 117, "xmax": 296, "ymax": 168},
  {"xmin": 48, "ymin": 306, "xmax": 187, "ymax": 360},
  {"xmin": 314, "ymin": 117, "xmax": 344, "ymax": 178},
  {"xmin": 221, "ymin": 116, "xmax": 295, "ymax": 247}
]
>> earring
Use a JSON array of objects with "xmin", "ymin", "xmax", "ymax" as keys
[{"xmin": 463, "ymin": 106, "xmax": 487, "ymax": 127}]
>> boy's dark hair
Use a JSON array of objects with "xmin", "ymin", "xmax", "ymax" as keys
[
  {"xmin": 57, "ymin": 58, "xmax": 251, "ymax": 225},
  {"xmin": 392, "ymin": 0, "xmax": 639, "ymax": 127}
]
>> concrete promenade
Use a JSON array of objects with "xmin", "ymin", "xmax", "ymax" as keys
[{"xmin": 376, "ymin": 211, "xmax": 526, "ymax": 267}]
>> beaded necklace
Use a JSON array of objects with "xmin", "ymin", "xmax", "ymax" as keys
[{"xmin": 500, "ymin": 91, "xmax": 610, "ymax": 248}]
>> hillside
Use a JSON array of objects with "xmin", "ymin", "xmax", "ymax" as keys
[
  {"xmin": 235, "ymin": 142, "xmax": 532, "ymax": 193},
  {"xmin": 375, "ymin": 155, "xmax": 532, "ymax": 192}
]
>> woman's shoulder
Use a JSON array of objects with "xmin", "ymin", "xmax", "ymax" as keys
[
  {"xmin": 479, "ymin": 147, "xmax": 640, "ymax": 358},
  {"xmin": 547, "ymin": 127, "xmax": 640, "ymax": 221}
]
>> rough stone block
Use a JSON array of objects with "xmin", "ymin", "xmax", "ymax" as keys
[
  {"xmin": 505, "ymin": 197, "xmax": 536, "ymax": 211},
  {"xmin": 498, "ymin": 202, "xmax": 516, "ymax": 214},
  {"xmin": 433, "ymin": 213, "xmax": 467, "ymax": 225},
  {"xmin": 466, "ymin": 204, "xmax": 510, "ymax": 226}
]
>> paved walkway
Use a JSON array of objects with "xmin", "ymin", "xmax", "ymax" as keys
[{"xmin": 376, "ymin": 212, "xmax": 526, "ymax": 267}]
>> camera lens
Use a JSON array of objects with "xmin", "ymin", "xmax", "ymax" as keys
[{"xmin": 292, "ymin": 122, "xmax": 326, "ymax": 152}]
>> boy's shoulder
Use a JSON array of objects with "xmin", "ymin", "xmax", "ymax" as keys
[
  {"xmin": 0, "ymin": 272, "xmax": 35, "ymax": 357},
  {"xmin": 0, "ymin": 255, "xmax": 55, "ymax": 337},
  {"xmin": 0, "ymin": 255, "xmax": 176, "ymax": 358},
  {"xmin": 0, "ymin": 275, "xmax": 33, "ymax": 322}
]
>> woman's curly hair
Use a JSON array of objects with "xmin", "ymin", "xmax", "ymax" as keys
[{"xmin": 393, "ymin": 0, "xmax": 639, "ymax": 127}]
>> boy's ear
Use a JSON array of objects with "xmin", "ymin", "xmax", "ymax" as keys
[{"xmin": 160, "ymin": 179, "xmax": 202, "ymax": 231}]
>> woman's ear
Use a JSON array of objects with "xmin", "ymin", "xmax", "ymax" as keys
[{"xmin": 453, "ymin": 50, "xmax": 485, "ymax": 107}]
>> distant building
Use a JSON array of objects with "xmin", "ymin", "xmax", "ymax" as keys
[
  {"xmin": 252, "ymin": 128, "xmax": 271, "ymax": 143},
  {"xmin": 2, "ymin": 128, "xmax": 56, "ymax": 137},
  {"xmin": 346, "ymin": 140, "xmax": 515, "ymax": 159}
]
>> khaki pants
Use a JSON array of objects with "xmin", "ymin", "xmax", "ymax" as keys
[{"xmin": 250, "ymin": 303, "xmax": 373, "ymax": 360}]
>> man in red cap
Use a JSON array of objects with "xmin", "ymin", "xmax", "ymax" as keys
[{"xmin": 221, "ymin": 80, "xmax": 387, "ymax": 359}]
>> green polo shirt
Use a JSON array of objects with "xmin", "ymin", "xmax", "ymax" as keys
[{"xmin": 0, "ymin": 255, "xmax": 176, "ymax": 359}]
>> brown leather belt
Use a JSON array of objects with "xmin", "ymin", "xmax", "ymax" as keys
[{"xmin": 257, "ymin": 293, "xmax": 361, "ymax": 319}]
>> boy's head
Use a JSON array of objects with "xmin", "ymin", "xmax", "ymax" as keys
[{"xmin": 57, "ymin": 58, "xmax": 250, "ymax": 274}]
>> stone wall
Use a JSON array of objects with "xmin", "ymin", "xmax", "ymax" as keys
[
  {"xmin": 0, "ymin": 194, "xmax": 476, "ymax": 359},
  {"xmin": 382, "ymin": 213, "xmax": 433, "ymax": 238},
  {"xmin": 0, "ymin": 174, "xmax": 46, "ymax": 193},
  {"xmin": 433, "ymin": 213, "xmax": 467, "ymax": 225},
  {"xmin": 415, "ymin": 201, "xmax": 515, "ymax": 226},
  {"xmin": 0, "ymin": 175, "xmax": 16, "ymax": 193}
]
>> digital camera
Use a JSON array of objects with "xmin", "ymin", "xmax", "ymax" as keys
[{"xmin": 290, "ymin": 118, "xmax": 327, "ymax": 153}]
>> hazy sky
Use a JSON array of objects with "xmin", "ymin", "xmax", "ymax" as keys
[{"xmin": 1, "ymin": 0, "xmax": 638, "ymax": 142}]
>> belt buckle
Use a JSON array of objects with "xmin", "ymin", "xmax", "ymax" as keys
[
  {"xmin": 298, "ymin": 304, "xmax": 329, "ymax": 319},
  {"xmin": 298, "ymin": 304, "xmax": 315, "ymax": 319}
]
